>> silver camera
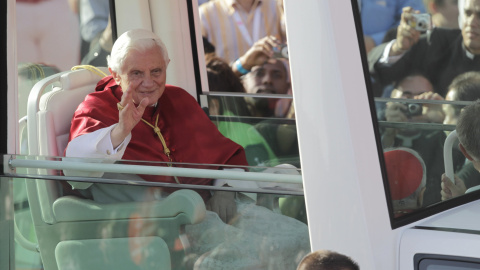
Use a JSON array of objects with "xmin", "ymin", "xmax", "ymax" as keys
[
  {"xmin": 273, "ymin": 44, "xmax": 288, "ymax": 59},
  {"xmin": 410, "ymin": 13, "xmax": 432, "ymax": 32}
]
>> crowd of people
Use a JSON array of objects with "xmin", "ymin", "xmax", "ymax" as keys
[{"xmin": 367, "ymin": 0, "xmax": 480, "ymax": 216}]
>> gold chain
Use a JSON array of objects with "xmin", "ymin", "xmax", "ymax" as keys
[{"xmin": 117, "ymin": 103, "xmax": 180, "ymax": 184}]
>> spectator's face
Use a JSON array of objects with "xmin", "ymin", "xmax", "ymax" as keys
[
  {"xmin": 390, "ymin": 75, "xmax": 433, "ymax": 128},
  {"xmin": 391, "ymin": 75, "xmax": 434, "ymax": 98},
  {"xmin": 443, "ymin": 88, "xmax": 458, "ymax": 125},
  {"xmin": 111, "ymin": 45, "xmax": 168, "ymax": 106},
  {"xmin": 462, "ymin": 0, "xmax": 480, "ymax": 54},
  {"xmin": 243, "ymin": 59, "xmax": 290, "ymax": 95}
]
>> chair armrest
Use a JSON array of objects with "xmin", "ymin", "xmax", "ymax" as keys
[{"xmin": 53, "ymin": 189, "xmax": 206, "ymax": 224}]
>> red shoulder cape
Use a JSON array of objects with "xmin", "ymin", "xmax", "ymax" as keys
[{"xmin": 67, "ymin": 76, "xmax": 247, "ymax": 197}]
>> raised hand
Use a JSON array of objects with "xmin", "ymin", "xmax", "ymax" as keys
[
  {"xmin": 414, "ymin": 91, "xmax": 445, "ymax": 123},
  {"xmin": 235, "ymin": 36, "xmax": 282, "ymax": 73},
  {"xmin": 111, "ymin": 82, "xmax": 150, "ymax": 148},
  {"xmin": 391, "ymin": 7, "xmax": 421, "ymax": 56}
]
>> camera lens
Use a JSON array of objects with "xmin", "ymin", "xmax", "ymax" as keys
[{"xmin": 408, "ymin": 103, "xmax": 422, "ymax": 116}]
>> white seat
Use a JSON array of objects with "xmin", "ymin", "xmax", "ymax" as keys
[{"xmin": 25, "ymin": 67, "xmax": 206, "ymax": 270}]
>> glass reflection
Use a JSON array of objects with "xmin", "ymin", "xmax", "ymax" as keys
[
  {"xmin": 361, "ymin": 0, "xmax": 480, "ymax": 215},
  {"xmin": 11, "ymin": 168, "xmax": 308, "ymax": 269}
]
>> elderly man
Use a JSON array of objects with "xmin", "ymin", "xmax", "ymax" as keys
[
  {"xmin": 65, "ymin": 29, "xmax": 310, "ymax": 269},
  {"xmin": 65, "ymin": 29, "xmax": 248, "ymax": 223},
  {"xmin": 368, "ymin": 0, "xmax": 480, "ymax": 98}
]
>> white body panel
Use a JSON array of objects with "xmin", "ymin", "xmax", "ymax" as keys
[{"xmin": 286, "ymin": 1, "xmax": 399, "ymax": 268}]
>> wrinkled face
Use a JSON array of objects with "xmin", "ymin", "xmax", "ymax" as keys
[
  {"xmin": 462, "ymin": 0, "xmax": 480, "ymax": 54},
  {"xmin": 243, "ymin": 59, "xmax": 290, "ymax": 95},
  {"xmin": 110, "ymin": 46, "xmax": 168, "ymax": 106}
]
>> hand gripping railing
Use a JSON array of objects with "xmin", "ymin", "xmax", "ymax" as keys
[{"xmin": 443, "ymin": 130, "xmax": 457, "ymax": 184}]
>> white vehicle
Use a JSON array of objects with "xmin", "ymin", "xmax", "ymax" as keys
[{"xmin": 1, "ymin": 0, "xmax": 480, "ymax": 269}]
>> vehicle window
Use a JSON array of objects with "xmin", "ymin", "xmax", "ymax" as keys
[
  {"xmin": 198, "ymin": 1, "xmax": 298, "ymax": 170},
  {"xmin": 357, "ymin": 0, "xmax": 480, "ymax": 224},
  {"xmin": 12, "ymin": 0, "xmax": 308, "ymax": 269}
]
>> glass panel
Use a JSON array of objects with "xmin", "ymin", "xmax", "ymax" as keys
[
  {"xmin": 9, "ymin": 159, "xmax": 309, "ymax": 269},
  {"xmin": 201, "ymin": 94, "xmax": 299, "ymax": 168},
  {"xmin": 420, "ymin": 259, "xmax": 480, "ymax": 270},
  {"xmin": 355, "ymin": 0, "xmax": 480, "ymax": 221},
  {"xmin": 375, "ymin": 98, "xmax": 466, "ymax": 213},
  {"xmin": 199, "ymin": 4, "xmax": 297, "ymax": 169},
  {"xmin": 16, "ymin": 0, "xmax": 112, "ymax": 125}
]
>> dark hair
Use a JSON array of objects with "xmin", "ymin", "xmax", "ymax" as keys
[
  {"xmin": 203, "ymin": 37, "xmax": 216, "ymax": 54},
  {"xmin": 297, "ymin": 250, "xmax": 359, "ymax": 270},
  {"xmin": 457, "ymin": 100, "xmax": 480, "ymax": 160},
  {"xmin": 447, "ymin": 71, "xmax": 480, "ymax": 116},
  {"xmin": 205, "ymin": 55, "xmax": 251, "ymax": 116}
]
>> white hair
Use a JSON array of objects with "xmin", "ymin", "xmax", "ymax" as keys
[{"xmin": 107, "ymin": 29, "xmax": 170, "ymax": 73}]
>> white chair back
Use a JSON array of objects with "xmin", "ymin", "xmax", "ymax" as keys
[{"xmin": 26, "ymin": 67, "xmax": 108, "ymax": 225}]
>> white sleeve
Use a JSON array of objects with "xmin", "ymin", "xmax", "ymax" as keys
[
  {"xmin": 63, "ymin": 124, "xmax": 131, "ymax": 179},
  {"xmin": 378, "ymin": 39, "xmax": 406, "ymax": 64}
]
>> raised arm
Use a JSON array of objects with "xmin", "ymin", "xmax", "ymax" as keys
[
  {"xmin": 389, "ymin": 7, "xmax": 422, "ymax": 56},
  {"xmin": 111, "ymin": 81, "xmax": 149, "ymax": 148}
]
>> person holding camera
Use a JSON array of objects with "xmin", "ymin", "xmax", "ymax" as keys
[
  {"xmin": 359, "ymin": 0, "xmax": 426, "ymax": 53},
  {"xmin": 199, "ymin": 0, "xmax": 286, "ymax": 64},
  {"xmin": 381, "ymin": 74, "xmax": 446, "ymax": 206},
  {"xmin": 368, "ymin": 0, "xmax": 480, "ymax": 98}
]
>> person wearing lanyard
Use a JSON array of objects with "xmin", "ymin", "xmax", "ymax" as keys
[
  {"xmin": 16, "ymin": 0, "xmax": 81, "ymax": 71},
  {"xmin": 199, "ymin": 0, "xmax": 286, "ymax": 64}
]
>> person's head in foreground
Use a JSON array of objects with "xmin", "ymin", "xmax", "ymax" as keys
[
  {"xmin": 296, "ymin": 249, "xmax": 359, "ymax": 270},
  {"xmin": 384, "ymin": 147, "xmax": 426, "ymax": 217},
  {"xmin": 107, "ymin": 28, "xmax": 171, "ymax": 107}
]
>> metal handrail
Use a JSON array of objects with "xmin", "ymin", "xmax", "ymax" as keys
[{"xmin": 8, "ymin": 158, "xmax": 303, "ymax": 184}]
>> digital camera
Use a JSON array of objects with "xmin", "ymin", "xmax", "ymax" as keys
[
  {"xmin": 409, "ymin": 13, "xmax": 432, "ymax": 32},
  {"xmin": 273, "ymin": 44, "xmax": 288, "ymax": 59},
  {"xmin": 400, "ymin": 102, "xmax": 423, "ymax": 117}
]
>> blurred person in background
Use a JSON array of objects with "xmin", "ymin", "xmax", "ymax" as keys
[
  {"xmin": 199, "ymin": 0, "xmax": 286, "ymax": 64},
  {"xmin": 359, "ymin": 0, "xmax": 426, "ymax": 53},
  {"xmin": 424, "ymin": 0, "xmax": 459, "ymax": 29},
  {"xmin": 381, "ymin": 73, "xmax": 446, "ymax": 206},
  {"xmin": 368, "ymin": 1, "xmax": 480, "ymax": 98},
  {"xmin": 16, "ymin": 0, "xmax": 80, "ymax": 71}
]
